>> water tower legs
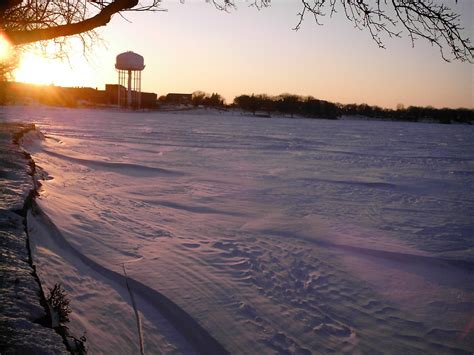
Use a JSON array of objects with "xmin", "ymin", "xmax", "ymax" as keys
[
  {"xmin": 127, "ymin": 69, "xmax": 132, "ymax": 108},
  {"xmin": 116, "ymin": 69, "xmax": 143, "ymax": 109}
]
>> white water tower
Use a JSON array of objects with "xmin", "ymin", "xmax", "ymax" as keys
[{"xmin": 115, "ymin": 51, "xmax": 145, "ymax": 109}]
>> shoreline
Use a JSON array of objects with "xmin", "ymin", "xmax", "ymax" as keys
[{"xmin": 0, "ymin": 123, "xmax": 68, "ymax": 354}]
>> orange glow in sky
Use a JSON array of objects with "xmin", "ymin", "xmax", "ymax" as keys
[
  {"xmin": 0, "ymin": 32, "xmax": 12, "ymax": 61},
  {"xmin": 10, "ymin": 1, "xmax": 474, "ymax": 109},
  {"xmin": 13, "ymin": 38, "xmax": 100, "ymax": 87},
  {"xmin": 14, "ymin": 52, "xmax": 96, "ymax": 87}
]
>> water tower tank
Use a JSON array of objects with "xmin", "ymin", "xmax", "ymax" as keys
[{"xmin": 115, "ymin": 51, "xmax": 145, "ymax": 71}]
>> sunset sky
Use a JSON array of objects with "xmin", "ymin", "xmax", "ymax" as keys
[{"xmin": 12, "ymin": 0, "xmax": 474, "ymax": 109}]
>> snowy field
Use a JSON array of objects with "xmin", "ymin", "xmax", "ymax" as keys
[{"xmin": 2, "ymin": 106, "xmax": 473, "ymax": 353}]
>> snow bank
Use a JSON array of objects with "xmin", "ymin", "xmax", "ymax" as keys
[{"xmin": 0, "ymin": 123, "xmax": 67, "ymax": 354}]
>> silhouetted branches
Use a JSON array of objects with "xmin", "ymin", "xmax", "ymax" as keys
[
  {"xmin": 290, "ymin": 0, "xmax": 472, "ymax": 62},
  {"xmin": 1, "ymin": 0, "xmax": 161, "ymax": 46},
  {"xmin": 213, "ymin": 0, "xmax": 472, "ymax": 62},
  {"xmin": 0, "ymin": 0, "xmax": 471, "ymax": 62}
]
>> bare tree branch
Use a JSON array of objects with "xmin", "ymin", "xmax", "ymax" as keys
[
  {"xmin": 0, "ymin": 0, "xmax": 472, "ymax": 62},
  {"xmin": 286, "ymin": 0, "xmax": 472, "ymax": 62},
  {"xmin": 213, "ymin": 0, "xmax": 472, "ymax": 62},
  {"xmin": 2, "ymin": 0, "xmax": 161, "ymax": 45}
]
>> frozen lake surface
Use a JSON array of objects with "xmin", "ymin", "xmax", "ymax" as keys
[{"xmin": 2, "ymin": 106, "xmax": 473, "ymax": 353}]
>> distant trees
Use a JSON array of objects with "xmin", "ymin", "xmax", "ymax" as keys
[
  {"xmin": 233, "ymin": 93, "xmax": 473, "ymax": 124},
  {"xmin": 192, "ymin": 91, "xmax": 225, "ymax": 107},
  {"xmin": 157, "ymin": 91, "xmax": 225, "ymax": 108},
  {"xmin": 277, "ymin": 95, "xmax": 300, "ymax": 117},
  {"xmin": 191, "ymin": 91, "xmax": 207, "ymax": 107},
  {"xmin": 233, "ymin": 93, "xmax": 339, "ymax": 119},
  {"xmin": 302, "ymin": 96, "xmax": 340, "ymax": 118},
  {"xmin": 233, "ymin": 95, "xmax": 261, "ymax": 114},
  {"xmin": 397, "ymin": 106, "xmax": 473, "ymax": 124},
  {"xmin": 342, "ymin": 103, "xmax": 386, "ymax": 118},
  {"xmin": 340, "ymin": 102, "xmax": 474, "ymax": 124}
]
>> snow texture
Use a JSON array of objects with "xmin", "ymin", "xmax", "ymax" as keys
[{"xmin": 2, "ymin": 106, "xmax": 473, "ymax": 354}]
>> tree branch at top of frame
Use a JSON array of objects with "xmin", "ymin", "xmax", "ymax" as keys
[{"xmin": 1, "ymin": 0, "xmax": 472, "ymax": 62}]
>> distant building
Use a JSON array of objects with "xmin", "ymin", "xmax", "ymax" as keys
[
  {"xmin": 105, "ymin": 84, "xmax": 126, "ymax": 105},
  {"xmin": 165, "ymin": 93, "xmax": 192, "ymax": 105},
  {"xmin": 140, "ymin": 92, "xmax": 158, "ymax": 108},
  {"xmin": 3, "ymin": 82, "xmax": 157, "ymax": 108},
  {"xmin": 3, "ymin": 82, "xmax": 106, "ymax": 107},
  {"xmin": 105, "ymin": 84, "xmax": 157, "ymax": 108}
]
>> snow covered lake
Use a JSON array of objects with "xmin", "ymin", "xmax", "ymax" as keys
[{"xmin": 2, "ymin": 106, "xmax": 473, "ymax": 353}]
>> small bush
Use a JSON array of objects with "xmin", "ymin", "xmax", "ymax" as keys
[{"xmin": 46, "ymin": 283, "xmax": 71, "ymax": 327}]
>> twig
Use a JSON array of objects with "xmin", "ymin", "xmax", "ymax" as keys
[{"xmin": 122, "ymin": 263, "xmax": 145, "ymax": 355}]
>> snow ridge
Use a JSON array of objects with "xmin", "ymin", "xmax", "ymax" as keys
[{"xmin": 28, "ymin": 201, "xmax": 228, "ymax": 354}]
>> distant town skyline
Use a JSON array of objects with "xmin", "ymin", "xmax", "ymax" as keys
[{"xmin": 12, "ymin": 0, "xmax": 474, "ymax": 109}]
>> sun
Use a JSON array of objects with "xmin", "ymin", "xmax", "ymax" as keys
[
  {"xmin": 14, "ymin": 52, "xmax": 94, "ymax": 87},
  {"xmin": 13, "ymin": 45, "xmax": 101, "ymax": 88},
  {"xmin": 14, "ymin": 52, "xmax": 55, "ymax": 85}
]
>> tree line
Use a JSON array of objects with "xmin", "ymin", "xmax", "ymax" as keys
[
  {"xmin": 341, "ymin": 103, "xmax": 473, "ymax": 124},
  {"xmin": 234, "ymin": 94, "xmax": 473, "ymax": 124},
  {"xmin": 157, "ymin": 91, "xmax": 225, "ymax": 107},
  {"xmin": 233, "ymin": 94, "xmax": 339, "ymax": 119},
  {"xmin": 166, "ymin": 91, "xmax": 472, "ymax": 124}
]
